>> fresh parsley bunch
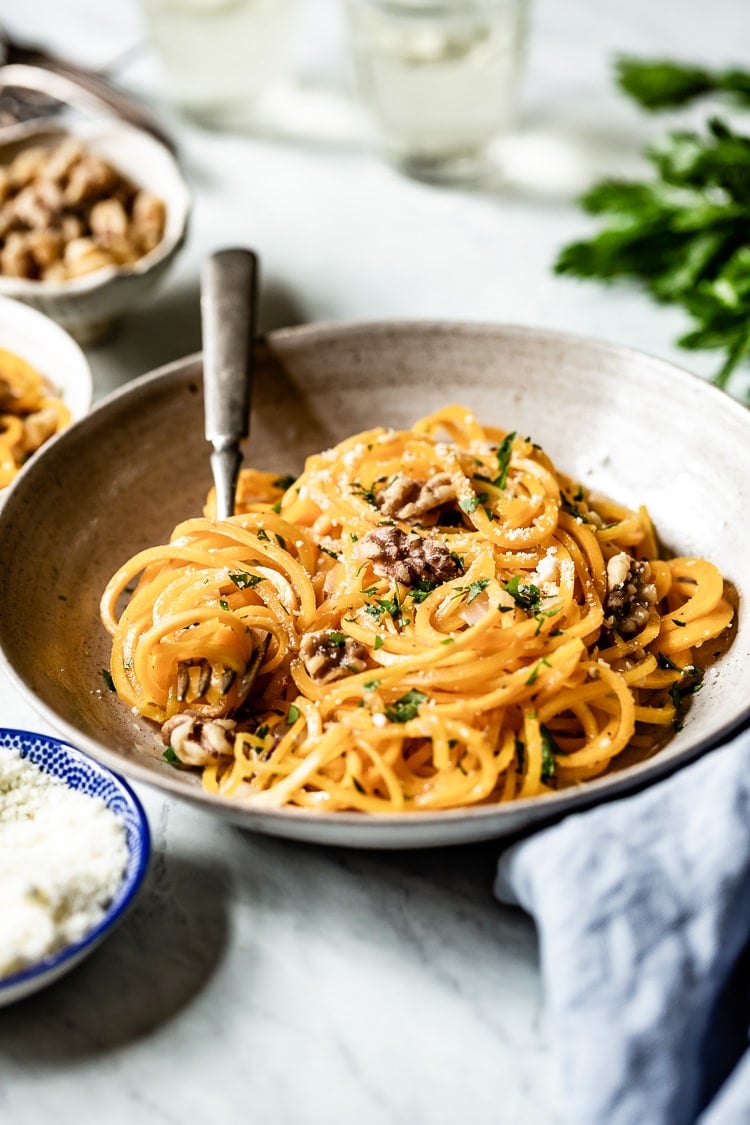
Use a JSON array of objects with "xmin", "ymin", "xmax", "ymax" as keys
[{"xmin": 555, "ymin": 57, "xmax": 750, "ymax": 394}]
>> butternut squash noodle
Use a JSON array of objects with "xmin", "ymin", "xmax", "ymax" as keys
[
  {"xmin": 0, "ymin": 347, "xmax": 70, "ymax": 488},
  {"xmin": 100, "ymin": 405, "xmax": 734, "ymax": 813}
]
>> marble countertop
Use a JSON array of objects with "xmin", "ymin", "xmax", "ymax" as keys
[{"xmin": 0, "ymin": 0, "xmax": 745, "ymax": 1120}]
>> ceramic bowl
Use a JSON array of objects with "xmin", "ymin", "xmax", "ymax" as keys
[
  {"xmin": 0, "ymin": 119, "xmax": 190, "ymax": 343},
  {"xmin": 0, "ymin": 321, "xmax": 746, "ymax": 848},
  {"xmin": 0, "ymin": 728, "xmax": 150, "ymax": 1007},
  {"xmin": 0, "ymin": 293, "xmax": 92, "ymax": 499}
]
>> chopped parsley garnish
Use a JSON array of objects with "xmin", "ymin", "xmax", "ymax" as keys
[
  {"xmin": 275, "ymin": 533, "xmax": 287, "ymax": 549},
  {"xmin": 670, "ymin": 668, "xmax": 705, "ymax": 730},
  {"xmin": 219, "ymin": 599, "xmax": 230, "ymax": 611},
  {"xmin": 162, "ymin": 746, "xmax": 180, "ymax": 764},
  {"xmin": 351, "ymin": 533, "xmax": 359, "ymax": 542},
  {"xmin": 374, "ymin": 636, "xmax": 384, "ymax": 650},
  {"xmin": 459, "ymin": 495, "xmax": 481, "ymax": 513},
  {"xmin": 255, "ymin": 724, "xmax": 270, "ymax": 740},
  {"xmin": 363, "ymin": 679, "xmax": 381, "ymax": 690},
  {"xmin": 560, "ymin": 493, "xmax": 591, "ymax": 522},
  {"xmin": 273, "ymin": 475, "xmax": 296, "ymax": 491},
  {"xmin": 454, "ymin": 577, "xmax": 490, "ymax": 604},
  {"xmin": 229, "ymin": 571, "xmax": 263, "ymax": 589},
  {"xmin": 256, "ymin": 528, "xmax": 270, "ymax": 542},
  {"xmin": 526, "ymin": 657, "xmax": 551, "ymax": 686},
  {"xmin": 385, "ymin": 689, "xmax": 429, "ymax": 723},
  {"xmin": 495, "ymin": 432, "xmax": 516, "ymax": 489},
  {"xmin": 351, "ymin": 481, "xmax": 379, "ymax": 507},
  {"xmin": 450, "ymin": 552, "xmax": 466, "ymax": 574},
  {"xmin": 328, "ymin": 631, "xmax": 347, "ymax": 648},
  {"xmin": 465, "ymin": 578, "xmax": 490, "ymax": 604},
  {"xmin": 366, "ymin": 592, "xmax": 404, "ymax": 624},
  {"xmin": 505, "ymin": 575, "xmax": 542, "ymax": 613},
  {"xmin": 657, "ymin": 652, "xmax": 682, "ymax": 671},
  {"xmin": 672, "ymin": 618, "xmax": 687, "ymax": 627},
  {"xmin": 352, "ymin": 777, "xmax": 366, "ymax": 794},
  {"xmin": 361, "ymin": 585, "xmax": 378, "ymax": 597},
  {"xmin": 534, "ymin": 608, "xmax": 561, "ymax": 635},
  {"xmin": 271, "ymin": 501, "xmax": 282, "ymax": 514},
  {"xmin": 409, "ymin": 579, "xmax": 439, "ymax": 603},
  {"xmin": 101, "ymin": 668, "xmax": 115, "ymax": 692},
  {"xmin": 515, "ymin": 738, "xmax": 525, "ymax": 771},
  {"xmin": 320, "ymin": 546, "xmax": 340, "ymax": 560},
  {"xmin": 287, "ymin": 704, "xmax": 301, "ymax": 725},
  {"xmin": 540, "ymin": 724, "xmax": 560, "ymax": 779}
]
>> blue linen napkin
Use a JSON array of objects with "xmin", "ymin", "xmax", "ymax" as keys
[{"xmin": 495, "ymin": 726, "xmax": 750, "ymax": 1125}]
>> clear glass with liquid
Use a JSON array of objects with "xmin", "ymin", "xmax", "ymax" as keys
[
  {"xmin": 140, "ymin": 0, "xmax": 296, "ymax": 124},
  {"xmin": 346, "ymin": 0, "xmax": 529, "ymax": 181}
]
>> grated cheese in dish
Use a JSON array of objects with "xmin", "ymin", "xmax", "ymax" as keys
[{"xmin": 0, "ymin": 747, "xmax": 128, "ymax": 979}]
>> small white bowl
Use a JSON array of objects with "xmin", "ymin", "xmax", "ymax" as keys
[
  {"xmin": 0, "ymin": 293, "xmax": 92, "ymax": 427},
  {"xmin": 0, "ymin": 119, "xmax": 190, "ymax": 343}
]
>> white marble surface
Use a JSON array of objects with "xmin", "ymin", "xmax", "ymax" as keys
[{"xmin": 0, "ymin": 0, "xmax": 745, "ymax": 1120}]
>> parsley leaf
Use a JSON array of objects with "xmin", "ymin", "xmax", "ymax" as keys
[
  {"xmin": 540, "ymin": 724, "xmax": 560, "ymax": 779},
  {"xmin": 351, "ymin": 481, "xmax": 379, "ymax": 507},
  {"xmin": 229, "ymin": 571, "xmax": 263, "ymax": 589},
  {"xmin": 287, "ymin": 704, "xmax": 301, "ymax": 724},
  {"xmin": 504, "ymin": 575, "xmax": 542, "ymax": 613},
  {"xmin": 495, "ymin": 432, "xmax": 516, "ymax": 488},
  {"xmin": 556, "ymin": 59, "xmax": 750, "ymax": 393},
  {"xmin": 409, "ymin": 579, "xmax": 439, "ymax": 603},
  {"xmin": 385, "ymin": 689, "xmax": 429, "ymax": 723},
  {"xmin": 273, "ymin": 475, "xmax": 296, "ymax": 491}
]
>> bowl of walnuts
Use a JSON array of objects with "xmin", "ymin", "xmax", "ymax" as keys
[{"xmin": 0, "ymin": 119, "xmax": 190, "ymax": 343}]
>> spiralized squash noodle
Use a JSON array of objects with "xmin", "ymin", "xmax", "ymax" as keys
[
  {"xmin": 0, "ymin": 346, "xmax": 70, "ymax": 487},
  {"xmin": 100, "ymin": 405, "xmax": 734, "ymax": 813}
]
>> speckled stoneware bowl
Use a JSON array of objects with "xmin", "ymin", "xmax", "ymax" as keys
[
  {"xmin": 0, "ymin": 322, "xmax": 747, "ymax": 848},
  {"xmin": 0, "ymin": 119, "xmax": 190, "ymax": 344}
]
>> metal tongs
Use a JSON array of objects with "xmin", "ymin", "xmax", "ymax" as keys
[{"xmin": 200, "ymin": 248, "xmax": 259, "ymax": 521}]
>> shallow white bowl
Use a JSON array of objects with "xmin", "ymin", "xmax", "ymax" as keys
[
  {"xmin": 0, "ymin": 292, "xmax": 92, "ymax": 417},
  {"xmin": 0, "ymin": 728, "xmax": 150, "ymax": 1007},
  {"xmin": 0, "ymin": 119, "xmax": 190, "ymax": 343},
  {"xmin": 0, "ymin": 321, "xmax": 746, "ymax": 848},
  {"xmin": 0, "ymin": 294, "xmax": 92, "ymax": 501}
]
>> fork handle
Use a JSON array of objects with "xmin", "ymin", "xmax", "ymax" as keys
[{"xmin": 201, "ymin": 248, "xmax": 258, "ymax": 520}]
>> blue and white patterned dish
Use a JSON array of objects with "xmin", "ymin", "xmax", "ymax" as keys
[{"xmin": 0, "ymin": 728, "xmax": 150, "ymax": 1007}]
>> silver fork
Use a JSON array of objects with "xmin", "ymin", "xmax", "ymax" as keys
[{"xmin": 175, "ymin": 249, "xmax": 267, "ymax": 708}]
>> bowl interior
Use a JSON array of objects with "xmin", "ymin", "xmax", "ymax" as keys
[{"xmin": 0, "ymin": 322, "xmax": 747, "ymax": 847}]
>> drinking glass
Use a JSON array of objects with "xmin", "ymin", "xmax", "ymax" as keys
[
  {"xmin": 345, "ymin": 0, "xmax": 529, "ymax": 182},
  {"xmin": 140, "ymin": 0, "xmax": 297, "ymax": 124}
]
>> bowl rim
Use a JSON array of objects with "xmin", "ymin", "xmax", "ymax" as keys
[
  {"xmin": 0, "ymin": 727, "xmax": 151, "ymax": 994},
  {"xmin": 0, "ymin": 317, "xmax": 748, "ymax": 839},
  {"xmin": 0, "ymin": 118, "xmax": 191, "ymax": 298}
]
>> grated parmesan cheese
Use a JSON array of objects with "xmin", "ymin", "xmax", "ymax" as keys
[{"xmin": 0, "ymin": 747, "xmax": 129, "ymax": 979}]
